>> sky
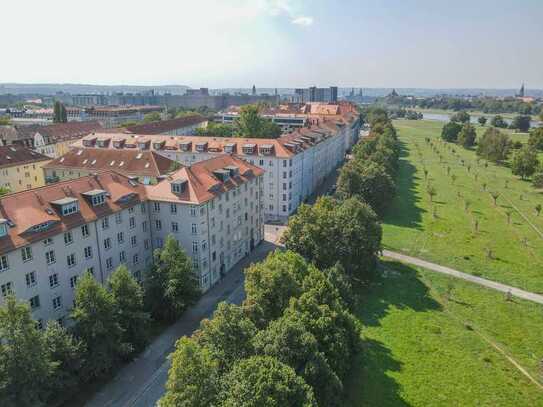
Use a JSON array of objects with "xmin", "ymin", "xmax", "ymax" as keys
[{"xmin": 1, "ymin": 0, "xmax": 542, "ymax": 89}]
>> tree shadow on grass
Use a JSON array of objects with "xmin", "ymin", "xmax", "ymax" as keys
[
  {"xmin": 346, "ymin": 261, "xmax": 441, "ymax": 406},
  {"xmin": 383, "ymin": 141, "xmax": 425, "ymax": 230}
]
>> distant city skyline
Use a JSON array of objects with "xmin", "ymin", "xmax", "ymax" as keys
[{"xmin": 1, "ymin": 0, "xmax": 542, "ymax": 88}]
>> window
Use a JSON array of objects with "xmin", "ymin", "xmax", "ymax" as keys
[
  {"xmin": 191, "ymin": 223, "xmax": 197, "ymax": 235},
  {"xmin": 29, "ymin": 295, "xmax": 40, "ymax": 309},
  {"xmin": 102, "ymin": 217, "xmax": 109, "ymax": 230},
  {"xmin": 43, "ymin": 237, "xmax": 53, "ymax": 246},
  {"xmin": 192, "ymin": 241, "xmax": 198, "ymax": 253},
  {"xmin": 129, "ymin": 217, "xmax": 135, "ymax": 229},
  {"xmin": 283, "ymin": 205, "xmax": 287, "ymax": 212},
  {"xmin": 67, "ymin": 253, "xmax": 76, "ymax": 267},
  {"xmin": 117, "ymin": 232, "xmax": 124, "ymax": 243},
  {"xmin": 115, "ymin": 213, "xmax": 122, "ymax": 224},
  {"xmin": 104, "ymin": 238, "xmax": 111, "ymax": 250},
  {"xmin": 52, "ymin": 296, "xmax": 62, "ymax": 310},
  {"xmin": 171, "ymin": 222, "xmax": 179, "ymax": 233},
  {"xmin": 70, "ymin": 276, "xmax": 78, "ymax": 288},
  {"xmin": 1, "ymin": 282, "xmax": 13, "ymax": 297},
  {"xmin": 119, "ymin": 251, "xmax": 126, "ymax": 263},
  {"xmin": 106, "ymin": 257, "xmax": 113, "ymax": 270},
  {"xmin": 131, "ymin": 235, "xmax": 137, "ymax": 247},
  {"xmin": 192, "ymin": 259, "xmax": 199, "ymax": 269},
  {"xmin": 85, "ymin": 267, "xmax": 95, "ymax": 276},
  {"xmin": 21, "ymin": 247, "xmax": 32, "ymax": 262},
  {"xmin": 170, "ymin": 203, "xmax": 177, "ymax": 214},
  {"xmin": 133, "ymin": 254, "xmax": 139, "ymax": 264},
  {"xmin": 64, "ymin": 231, "xmax": 73, "ymax": 245},
  {"xmin": 190, "ymin": 206, "xmax": 197, "ymax": 217},
  {"xmin": 153, "ymin": 202, "xmax": 160, "ymax": 212},
  {"xmin": 283, "ymin": 159, "xmax": 287, "ymax": 167},
  {"xmin": 283, "ymin": 171, "xmax": 287, "ymax": 179},
  {"xmin": 45, "ymin": 250, "xmax": 56, "ymax": 265},
  {"xmin": 156, "ymin": 238, "xmax": 163, "ymax": 248},
  {"xmin": 202, "ymin": 240, "xmax": 207, "ymax": 251},
  {"xmin": 91, "ymin": 194, "xmax": 105, "ymax": 206},
  {"xmin": 144, "ymin": 239, "xmax": 150, "ymax": 250},
  {"xmin": 128, "ymin": 206, "xmax": 135, "ymax": 214},
  {"xmin": 25, "ymin": 271, "xmax": 37, "ymax": 287},
  {"xmin": 62, "ymin": 202, "xmax": 79, "ymax": 216},
  {"xmin": 49, "ymin": 274, "xmax": 59, "ymax": 288},
  {"xmin": 155, "ymin": 220, "xmax": 162, "ymax": 230},
  {"xmin": 84, "ymin": 246, "xmax": 92, "ymax": 259},
  {"xmin": 81, "ymin": 224, "xmax": 90, "ymax": 237},
  {"xmin": 141, "ymin": 203, "xmax": 146, "ymax": 213},
  {"xmin": 142, "ymin": 221, "xmax": 148, "ymax": 232}
]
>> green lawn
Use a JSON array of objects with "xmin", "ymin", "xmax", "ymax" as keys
[
  {"xmin": 345, "ymin": 260, "xmax": 543, "ymax": 406},
  {"xmin": 382, "ymin": 119, "xmax": 543, "ymax": 293},
  {"xmin": 418, "ymin": 107, "xmax": 539, "ymax": 121}
]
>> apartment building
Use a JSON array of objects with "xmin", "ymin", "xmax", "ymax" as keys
[
  {"xmin": 0, "ymin": 145, "xmax": 51, "ymax": 193},
  {"xmin": 0, "ymin": 155, "xmax": 264, "ymax": 326},
  {"xmin": 124, "ymin": 115, "xmax": 208, "ymax": 136},
  {"xmin": 43, "ymin": 148, "xmax": 178, "ymax": 185},
  {"xmin": 73, "ymin": 108, "xmax": 360, "ymax": 221}
]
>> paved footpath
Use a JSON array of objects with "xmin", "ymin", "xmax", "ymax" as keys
[
  {"xmin": 87, "ymin": 239, "xmax": 279, "ymax": 407},
  {"xmin": 383, "ymin": 250, "xmax": 543, "ymax": 305}
]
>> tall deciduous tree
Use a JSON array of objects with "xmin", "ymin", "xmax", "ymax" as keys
[
  {"xmin": 161, "ymin": 337, "xmax": 219, "ymax": 407},
  {"xmin": 220, "ymin": 356, "xmax": 316, "ymax": 407},
  {"xmin": 53, "ymin": 101, "xmax": 67, "ymax": 123},
  {"xmin": 510, "ymin": 115, "xmax": 531, "ymax": 132},
  {"xmin": 145, "ymin": 235, "xmax": 200, "ymax": 322},
  {"xmin": 511, "ymin": 146, "xmax": 539, "ymax": 179},
  {"xmin": 143, "ymin": 111, "xmax": 161, "ymax": 123},
  {"xmin": 0, "ymin": 296, "xmax": 54, "ymax": 406},
  {"xmin": 528, "ymin": 127, "xmax": 543, "ymax": 150},
  {"xmin": 282, "ymin": 197, "xmax": 382, "ymax": 282},
  {"xmin": 109, "ymin": 265, "xmax": 150, "ymax": 354},
  {"xmin": 490, "ymin": 115, "xmax": 508, "ymax": 128},
  {"xmin": 478, "ymin": 116, "xmax": 487, "ymax": 126},
  {"xmin": 194, "ymin": 302, "xmax": 256, "ymax": 373},
  {"xmin": 72, "ymin": 273, "xmax": 128, "ymax": 380},
  {"xmin": 450, "ymin": 111, "xmax": 470, "ymax": 123},
  {"xmin": 476, "ymin": 127, "xmax": 511, "ymax": 163},
  {"xmin": 441, "ymin": 121, "xmax": 462, "ymax": 142},
  {"xmin": 235, "ymin": 104, "xmax": 282, "ymax": 138},
  {"xmin": 458, "ymin": 123, "xmax": 477, "ymax": 148}
]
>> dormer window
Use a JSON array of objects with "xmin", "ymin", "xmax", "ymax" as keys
[
  {"xmin": 83, "ymin": 189, "xmax": 107, "ymax": 206},
  {"xmin": 171, "ymin": 179, "xmax": 187, "ymax": 194},
  {"xmin": 83, "ymin": 137, "xmax": 97, "ymax": 147},
  {"xmin": 212, "ymin": 169, "xmax": 231, "ymax": 183},
  {"xmin": 0, "ymin": 219, "xmax": 8, "ymax": 238},
  {"xmin": 113, "ymin": 139, "xmax": 125, "ymax": 148},
  {"xmin": 195, "ymin": 142, "xmax": 208, "ymax": 152},
  {"xmin": 179, "ymin": 141, "xmax": 192, "ymax": 151},
  {"xmin": 242, "ymin": 144, "xmax": 256, "ymax": 154},
  {"xmin": 224, "ymin": 143, "xmax": 236, "ymax": 154},
  {"xmin": 153, "ymin": 141, "xmax": 165, "ymax": 150},
  {"xmin": 51, "ymin": 197, "xmax": 80, "ymax": 216},
  {"xmin": 259, "ymin": 144, "xmax": 274, "ymax": 155},
  {"xmin": 224, "ymin": 165, "xmax": 240, "ymax": 178},
  {"xmin": 96, "ymin": 138, "xmax": 110, "ymax": 148},
  {"xmin": 138, "ymin": 140, "xmax": 150, "ymax": 150}
]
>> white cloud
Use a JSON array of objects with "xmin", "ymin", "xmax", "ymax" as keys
[{"xmin": 292, "ymin": 16, "xmax": 314, "ymax": 26}]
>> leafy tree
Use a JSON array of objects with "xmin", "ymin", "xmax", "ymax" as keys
[
  {"xmin": 426, "ymin": 184, "xmax": 437, "ymax": 202},
  {"xmin": 535, "ymin": 204, "xmax": 542, "ymax": 216},
  {"xmin": 490, "ymin": 115, "xmax": 508, "ymax": 128},
  {"xmin": 511, "ymin": 146, "xmax": 539, "ymax": 179},
  {"xmin": 253, "ymin": 313, "xmax": 342, "ymax": 407},
  {"xmin": 323, "ymin": 263, "xmax": 355, "ymax": 311},
  {"xmin": 336, "ymin": 160, "xmax": 395, "ymax": 216},
  {"xmin": 478, "ymin": 116, "xmax": 487, "ymax": 126},
  {"xmin": 510, "ymin": 115, "xmax": 531, "ymax": 132},
  {"xmin": 195, "ymin": 302, "xmax": 256, "ymax": 373},
  {"xmin": 145, "ymin": 235, "xmax": 200, "ymax": 322},
  {"xmin": 450, "ymin": 111, "xmax": 470, "ymax": 123},
  {"xmin": 244, "ymin": 250, "xmax": 310, "ymax": 327},
  {"xmin": 0, "ymin": 186, "xmax": 10, "ymax": 197},
  {"xmin": 109, "ymin": 265, "xmax": 150, "ymax": 354},
  {"xmin": 53, "ymin": 101, "xmax": 67, "ymax": 123},
  {"xmin": 161, "ymin": 337, "xmax": 219, "ymax": 407},
  {"xmin": 0, "ymin": 296, "xmax": 54, "ymax": 406},
  {"xmin": 220, "ymin": 356, "xmax": 316, "ymax": 407},
  {"xmin": 458, "ymin": 123, "xmax": 477, "ymax": 148},
  {"xmin": 476, "ymin": 127, "xmax": 511, "ymax": 163},
  {"xmin": 143, "ymin": 111, "xmax": 162, "ymax": 123},
  {"xmin": 441, "ymin": 121, "xmax": 462, "ymax": 142},
  {"xmin": 282, "ymin": 197, "xmax": 382, "ymax": 282},
  {"xmin": 490, "ymin": 191, "xmax": 500, "ymax": 206},
  {"xmin": 72, "ymin": 273, "xmax": 128, "ymax": 380},
  {"xmin": 528, "ymin": 127, "xmax": 543, "ymax": 150},
  {"xmin": 196, "ymin": 122, "xmax": 236, "ymax": 138},
  {"xmin": 235, "ymin": 104, "xmax": 282, "ymax": 138},
  {"xmin": 42, "ymin": 321, "xmax": 85, "ymax": 401},
  {"xmin": 0, "ymin": 117, "xmax": 10, "ymax": 125}
]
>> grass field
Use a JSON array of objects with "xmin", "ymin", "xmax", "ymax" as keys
[
  {"xmin": 417, "ymin": 107, "xmax": 540, "ymax": 122},
  {"xmin": 382, "ymin": 119, "xmax": 543, "ymax": 293},
  {"xmin": 346, "ymin": 260, "xmax": 543, "ymax": 406}
]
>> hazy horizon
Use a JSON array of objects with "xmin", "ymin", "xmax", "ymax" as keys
[{"xmin": 2, "ymin": 0, "xmax": 542, "ymax": 89}]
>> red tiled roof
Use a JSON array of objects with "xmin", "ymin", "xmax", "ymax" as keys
[
  {"xmin": 0, "ymin": 145, "xmax": 50, "ymax": 169},
  {"xmin": 145, "ymin": 155, "xmax": 264, "ymax": 204},
  {"xmin": 34, "ymin": 121, "xmax": 103, "ymax": 143},
  {"xmin": 0, "ymin": 172, "xmax": 146, "ymax": 253},
  {"xmin": 43, "ymin": 148, "xmax": 177, "ymax": 178},
  {"xmin": 125, "ymin": 115, "xmax": 207, "ymax": 135}
]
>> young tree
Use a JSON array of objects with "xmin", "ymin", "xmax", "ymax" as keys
[
  {"xmin": 511, "ymin": 146, "xmax": 539, "ymax": 179},
  {"xmin": 441, "ymin": 121, "xmax": 462, "ymax": 142},
  {"xmin": 533, "ymin": 171, "xmax": 543, "ymax": 188},
  {"xmin": 450, "ymin": 111, "xmax": 470, "ymax": 123},
  {"xmin": 145, "ymin": 235, "xmax": 200, "ymax": 322},
  {"xmin": 42, "ymin": 321, "xmax": 85, "ymax": 401},
  {"xmin": 220, "ymin": 356, "xmax": 316, "ymax": 407},
  {"xmin": 478, "ymin": 116, "xmax": 487, "ymax": 126},
  {"xmin": 282, "ymin": 197, "xmax": 382, "ymax": 282},
  {"xmin": 528, "ymin": 127, "xmax": 543, "ymax": 150},
  {"xmin": 0, "ymin": 296, "xmax": 54, "ymax": 405},
  {"xmin": 426, "ymin": 184, "xmax": 437, "ymax": 202},
  {"xmin": 109, "ymin": 265, "xmax": 150, "ymax": 354},
  {"xmin": 72, "ymin": 273, "xmax": 128, "ymax": 380},
  {"xmin": 490, "ymin": 191, "xmax": 500, "ymax": 206},
  {"xmin": 336, "ymin": 160, "xmax": 395, "ymax": 216},
  {"xmin": 476, "ymin": 127, "xmax": 511, "ymax": 163},
  {"xmin": 161, "ymin": 337, "xmax": 219, "ymax": 407},
  {"xmin": 194, "ymin": 302, "xmax": 256, "ymax": 373},
  {"xmin": 457, "ymin": 123, "xmax": 477, "ymax": 148},
  {"xmin": 244, "ymin": 250, "xmax": 310, "ymax": 327},
  {"xmin": 535, "ymin": 204, "xmax": 542, "ymax": 217}
]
